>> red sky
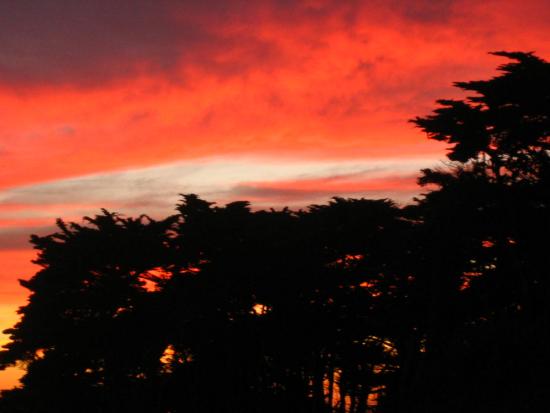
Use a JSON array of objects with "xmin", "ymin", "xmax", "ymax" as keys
[{"xmin": 1, "ymin": 0, "xmax": 550, "ymax": 388}]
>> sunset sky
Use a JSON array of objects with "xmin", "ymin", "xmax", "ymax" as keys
[{"xmin": 1, "ymin": 0, "xmax": 550, "ymax": 388}]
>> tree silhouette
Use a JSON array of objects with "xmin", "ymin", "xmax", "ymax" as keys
[
  {"xmin": 1, "ymin": 51, "xmax": 548, "ymax": 412},
  {"xmin": 413, "ymin": 51, "xmax": 550, "ymax": 185},
  {"xmin": 407, "ymin": 51, "xmax": 550, "ymax": 412},
  {"xmin": 0, "ymin": 211, "xmax": 175, "ymax": 412}
]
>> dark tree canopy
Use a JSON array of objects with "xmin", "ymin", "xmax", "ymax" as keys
[
  {"xmin": 413, "ymin": 51, "xmax": 550, "ymax": 185},
  {"xmin": 1, "ymin": 51, "xmax": 549, "ymax": 413}
]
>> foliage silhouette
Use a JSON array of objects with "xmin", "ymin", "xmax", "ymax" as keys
[{"xmin": 0, "ymin": 51, "xmax": 548, "ymax": 412}]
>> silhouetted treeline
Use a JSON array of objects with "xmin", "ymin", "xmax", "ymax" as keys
[{"xmin": 1, "ymin": 52, "xmax": 549, "ymax": 413}]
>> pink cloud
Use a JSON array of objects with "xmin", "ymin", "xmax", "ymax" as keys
[
  {"xmin": 0, "ymin": 1, "xmax": 548, "ymax": 192},
  {"xmin": 231, "ymin": 173, "xmax": 420, "ymax": 206}
]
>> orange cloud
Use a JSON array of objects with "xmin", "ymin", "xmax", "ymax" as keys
[
  {"xmin": 1, "ymin": 1, "xmax": 549, "ymax": 192},
  {"xmin": 0, "ymin": 218, "xmax": 52, "ymax": 229},
  {"xmin": 232, "ymin": 173, "xmax": 419, "ymax": 206}
]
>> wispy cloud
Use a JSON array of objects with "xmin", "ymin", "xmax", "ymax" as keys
[
  {"xmin": 1, "ymin": 0, "xmax": 549, "ymax": 192},
  {"xmin": 230, "ymin": 172, "xmax": 419, "ymax": 207},
  {"xmin": 0, "ymin": 156, "xmax": 432, "ymax": 215}
]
